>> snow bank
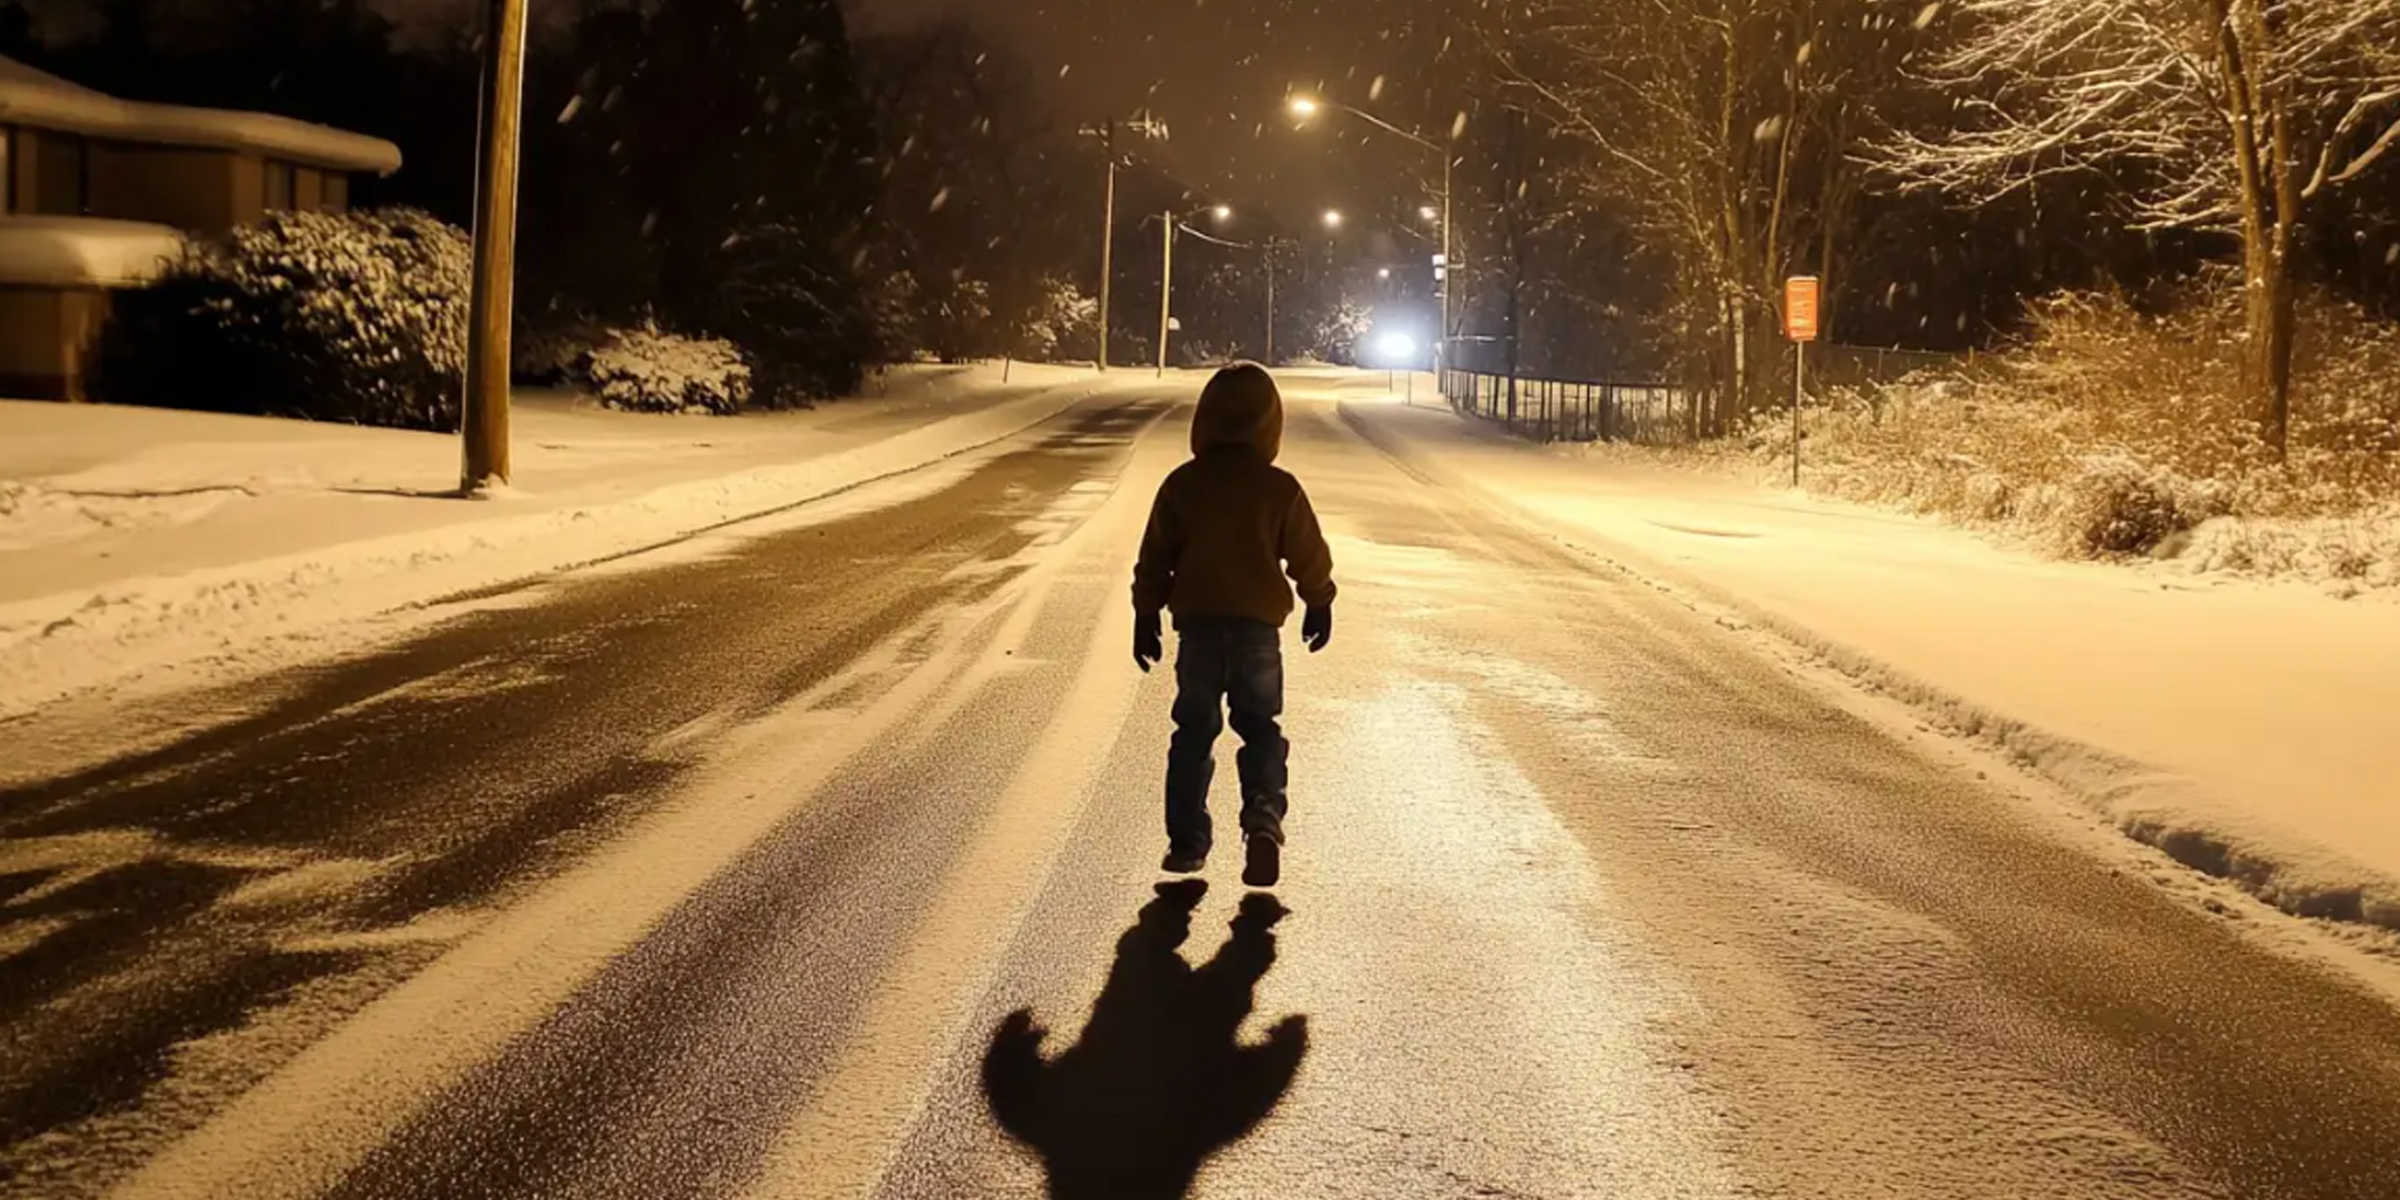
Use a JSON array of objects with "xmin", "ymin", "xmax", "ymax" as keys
[
  {"xmin": 0, "ymin": 216, "xmax": 185, "ymax": 287},
  {"xmin": 0, "ymin": 55, "xmax": 400, "ymax": 172},
  {"xmin": 1341, "ymin": 396, "xmax": 2400, "ymax": 933},
  {"xmin": 0, "ymin": 363, "xmax": 1103, "ymax": 726}
]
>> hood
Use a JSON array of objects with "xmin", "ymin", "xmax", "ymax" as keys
[{"xmin": 1190, "ymin": 362, "xmax": 1283, "ymax": 462}]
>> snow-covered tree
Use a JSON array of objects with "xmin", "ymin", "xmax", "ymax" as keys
[
  {"xmin": 1882, "ymin": 0, "xmax": 2400, "ymax": 455},
  {"xmin": 1013, "ymin": 276, "xmax": 1099, "ymax": 362}
]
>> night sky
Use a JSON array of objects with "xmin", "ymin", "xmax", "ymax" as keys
[
  {"xmin": 12, "ymin": 0, "xmax": 1466, "ymax": 263},
  {"xmin": 849, "ymin": 0, "xmax": 1460, "ymax": 251}
]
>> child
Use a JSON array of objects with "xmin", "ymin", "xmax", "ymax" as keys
[{"xmin": 1132, "ymin": 363, "xmax": 1336, "ymax": 888}]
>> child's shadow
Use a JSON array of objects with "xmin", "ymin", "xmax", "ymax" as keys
[{"xmin": 982, "ymin": 881, "xmax": 1309, "ymax": 1200}]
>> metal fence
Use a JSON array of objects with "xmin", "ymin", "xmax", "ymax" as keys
[
  {"xmin": 1440, "ymin": 343, "xmax": 1966, "ymax": 446},
  {"xmin": 1439, "ymin": 368, "xmax": 1695, "ymax": 445}
]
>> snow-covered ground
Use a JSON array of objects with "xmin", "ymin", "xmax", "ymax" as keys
[
  {"xmin": 0, "ymin": 362, "xmax": 1104, "ymax": 728},
  {"xmin": 1343, "ymin": 392, "xmax": 2400, "ymax": 934}
]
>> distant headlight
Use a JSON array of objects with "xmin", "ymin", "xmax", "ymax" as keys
[{"xmin": 1375, "ymin": 332, "xmax": 1417, "ymax": 361}]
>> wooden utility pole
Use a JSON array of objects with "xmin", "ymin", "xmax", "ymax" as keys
[
  {"xmin": 1156, "ymin": 209, "xmax": 1173, "ymax": 376},
  {"xmin": 1264, "ymin": 246, "xmax": 1275, "ymax": 366},
  {"xmin": 460, "ymin": 0, "xmax": 530, "ymax": 493},
  {"xmin": 1097, "ymin": 120, "xmax": 1116, "ymax": 371}
]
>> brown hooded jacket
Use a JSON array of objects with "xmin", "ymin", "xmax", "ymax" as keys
[{"xmin": 1131, "ymin": 364, "xmax": 1336, "ymax": 627}]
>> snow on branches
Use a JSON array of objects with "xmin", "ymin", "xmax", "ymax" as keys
[
  {"xmin": 1880, "ymin": 0, "xmax": 2400, "ymax": 454},
  {"xmin": 1881, "ymin": 0, "xmax": 2400, "ymax": 233}
]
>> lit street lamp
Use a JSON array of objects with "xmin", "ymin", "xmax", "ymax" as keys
[
  {"xmin": 1321, "ymin": 209, "xmax": 1344, "ymax": 230},
  {"xmin": 1288, "ymin": 92, "xmax": 1455, "ymax": 376},
  {"xmin": 1156, "ymin": 203, "xmax": 1232, "ymax": 376}
]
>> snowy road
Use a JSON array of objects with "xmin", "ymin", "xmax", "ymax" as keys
[{"xmin": 5, "ymin": 373, "xmax": 2400, "ymax": 1200}]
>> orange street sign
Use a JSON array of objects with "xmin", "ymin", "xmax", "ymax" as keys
[{"xmin": 1785, "ymin": 275, "xmax": 1820, "ymax": 342}]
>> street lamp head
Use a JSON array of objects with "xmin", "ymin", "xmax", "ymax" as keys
[
  {"xmin": 1419, "ymin": 204, "xmax": 1439, "ymax": 222},
  {"xmin": 1212, "ymin": 204, "xmax": 1232, "ymax": 221},
  {"xmin": 1322, "ymin": 209, "xmax": 1343, "ymax": 229},
  {"xmin": 1377, "ymin": 267, "xmax": 1391, "ymax": 280},
  {"xmin": 1289, "ymin": 96, "xmax": 1321, "ymax": 119}
]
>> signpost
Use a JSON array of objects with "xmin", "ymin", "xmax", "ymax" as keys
[{"xmin": 1784, "ymin": 275, "xmax": 1820, "ymax": 487}]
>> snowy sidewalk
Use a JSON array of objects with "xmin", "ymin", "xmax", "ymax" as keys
[
  {"xmin": 1, "ymin": 363, "xmax": 1106, "ymax": 725},
  {"xmin": 1341, "ymin": 395, "xmax": 2400, "ymax": 933}
]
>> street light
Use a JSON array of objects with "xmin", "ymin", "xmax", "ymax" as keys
[
  {"xmin": 1419, "ymin": 204, "xmax": 1438, "ymax": 222},
  {"xmin": 1322, "ymin": 209, "xmax": 1343, "ymax": 229},
  {"xmin": 1377, "ymin": 267, "xmax": 1391, "ymax": 280},
  {"xmin": 1282, "ymin": 92, "xmax": 1455, "ymax": 378},
  {"xmin": 1157, "ymin": 203, "xmax": 1233, "ymax": 376}
]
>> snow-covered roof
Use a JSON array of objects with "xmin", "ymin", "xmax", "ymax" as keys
[
  {"xmin": 0, "ymin": 56, "xmax": 401, "ymax": 175},
  {"xmin": 0, "ymin": 216, "xmax": 185, "ymax": 287}
]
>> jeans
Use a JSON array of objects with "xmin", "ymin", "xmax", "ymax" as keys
[{"xmin": 1164, "ymin": 617, "xmax": 1288, "ymax": 856}]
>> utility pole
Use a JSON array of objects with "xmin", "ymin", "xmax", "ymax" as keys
[
  {"xmin": 1156, "ymin": 209, "xmax": 1173, "ymax": 376},
  {"xmin": 1080, "ymin": 112, "xmax": 1167, "ymax": 374},
  {"xmin": 1097, "ymin": 121, "xmax": 1115, "ymax": 371},
  {"xmin": 1264, "ymin": 245, "xmax": 1275, "ymax": 366},
  {"xmin": 460, "ymin": 0, "xmax": 529, "ymax": 493}
]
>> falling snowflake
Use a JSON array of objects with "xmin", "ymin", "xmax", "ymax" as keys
[
  {"xmin": 2387, "ymin": 243, "xmax": 2399, "ymax": 266},
  {"xmin": 556, "ymin": 95, "xmax": 583, "ymax": 125},
  {"xmin": 1451, "ymin": 111, "xmax": 1468, "ymax": 140},
  {"xmin": 1755, "ymin": 115, "xmax": 1786, "ymax": 142},
  {"xmin": 1914, "ymin": 2, "xmax": 1943, "ymax": 30},
  {"xmin": 1370, "ymin": 75, "xmax": 1386, "ymax": 100},
  {"xmin": 930, "ymin": 187, "xmax": 952, "ymax": 213}
]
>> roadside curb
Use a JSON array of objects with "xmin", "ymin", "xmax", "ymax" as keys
[{"xmin": 1337, "ymin": 398, "xmax": 2400, "ymax": 935}]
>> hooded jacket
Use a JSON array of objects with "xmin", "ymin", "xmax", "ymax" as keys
[{"xmin": 1132, "ymin": 364, "xmax": 1336, "ymax": 627}]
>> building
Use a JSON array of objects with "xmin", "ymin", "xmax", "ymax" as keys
[{"xmin": 0, "ymin": 55, "xmax": 402, "ymax": 399}]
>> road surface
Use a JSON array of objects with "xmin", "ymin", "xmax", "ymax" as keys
[{"xmin": 5, "ymin": 371, "xmax": 2399, "ymax": 1200}]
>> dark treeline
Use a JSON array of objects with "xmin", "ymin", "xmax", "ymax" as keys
[{"xmin": 0, "ymin": 0, "xmax": 1369, "ymax": 399}]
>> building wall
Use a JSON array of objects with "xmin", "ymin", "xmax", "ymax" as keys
[
  {"xmin": 7, "ymin": 127, "xmax": 360, "ymax": 232},
  {"xmin": 227, "ymin": 149, "xmax": 267, "ymax": 228},
  {"xmin": 9, "ymin": 127, "xmax": 51, "ymax": 214},
  {"xmin": 3, "ymin": 125, "xmax": 371, "ymax": 401},
  {"xmin": 0, "ymin": 286, "xmax": 109, "ymax": 401},
  {"xmin": 88, "ymin": 143, "xmax": 247, "ymax": 231}
]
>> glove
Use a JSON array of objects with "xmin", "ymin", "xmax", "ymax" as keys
[
  {"xmin": 1301, "ymin": 604, "xmax": 1332, "ymax": 653},
  {"xmin": 1134, "ymin": 609, "xmax": 1164, "ymax": 672}
]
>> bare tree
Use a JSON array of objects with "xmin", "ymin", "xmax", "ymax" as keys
[
  {"xmin": 1483, "ymin": 0, "xmax": 1913, "ymax": 432},
  {"xmin": 1882, "ymin": 0, "xmax": 2400, "ymax": 455}
]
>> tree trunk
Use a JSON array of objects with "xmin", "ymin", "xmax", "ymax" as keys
[
  {"xmin": 2262, "ymin": 76, "xmax": 2302, "ymax": 459},
  {"xmin": 2222, "ymin": 0, "xmax": 2295, "ymax": 459}
]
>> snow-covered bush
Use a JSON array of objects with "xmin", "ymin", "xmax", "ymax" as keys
[
  {"xmin": 513, "ymin": 318, "xmax": 606, "ymax": 385},
  {"xmin": 578, "ymin": 323, "xmax": 751, "ymax": 414},
  {"xmin": 1701, "ymin": 280, "xmax": 2400, "ymax": 582},
  {"xmin": 2030, "ymin": 455, "xmax": 2220, "ymax": 557},
  {"xmin": 98, "ymin": 209, "xmax": 471, "ymax": 431}
]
